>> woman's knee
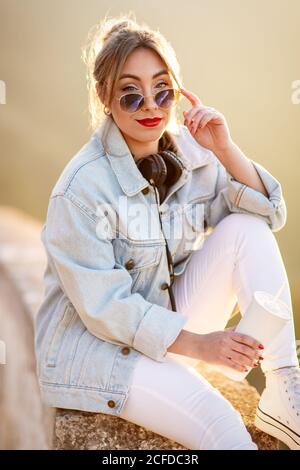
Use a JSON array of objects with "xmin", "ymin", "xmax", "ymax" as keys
[
  {"xmin": 215, "ymin": 213, "xmax": 273, "ymax": 251},
  {"xmin": 218, "ymin": 212, "xmax": 271, "ymax": 234}
]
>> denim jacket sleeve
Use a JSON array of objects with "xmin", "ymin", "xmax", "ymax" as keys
[
  {"xmin": 208, "ymin": 158, "xmax": 287, "ymax": 232},
  {"xmin": 44, "ymin": 192, "xmax": 188, "ymax": 363}
]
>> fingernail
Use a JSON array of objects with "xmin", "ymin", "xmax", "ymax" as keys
[
  {"xmin": 253, "ymin": 364, "xmax": 258, "ymax": 368},
  {"xmin": 258, "ymin": 344, "xmax": 264, "ymax": 349},
  {"xmin": 259, "ymin": 356, "xmax": 264, "ymax": 360}
]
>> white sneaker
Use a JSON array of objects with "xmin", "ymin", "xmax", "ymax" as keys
[{"xmin": 255, "ymin": 366, "xmax": 300, "ymax": 450}]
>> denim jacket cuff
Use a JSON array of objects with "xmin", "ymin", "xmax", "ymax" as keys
[
  {"xmin": 132, "ymin": 304, "xmax": 189, "ymax": 362},
  {"xmin": 226, "ymin": 159, "xmax": 287, "ymax": 231}
]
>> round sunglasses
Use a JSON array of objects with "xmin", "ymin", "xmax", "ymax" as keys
[{"xmin": 115, "ymin": 88, "xmax": 181, "ymax": 113}]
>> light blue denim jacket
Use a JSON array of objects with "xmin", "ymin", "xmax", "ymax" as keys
[{"xmin": 34, "ymin": 115, "xmax": 286, "ymax": 416}]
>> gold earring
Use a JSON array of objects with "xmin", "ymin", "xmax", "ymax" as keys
[{"xmin": 104, "ymin": 106, "xmax": 111, "ymax": 116}]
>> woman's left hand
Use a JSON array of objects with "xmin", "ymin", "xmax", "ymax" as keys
[{"xmin": 180, "ymin": 87, "xmax": 233, "ymax": 154}]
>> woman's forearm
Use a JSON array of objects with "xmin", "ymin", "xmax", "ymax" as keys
[
  {"xmin": 214, "ymin": 141, "xmax": 269, "ymax": 197},
  {"xmin": 167, "ymin": 329, "xmax": 202, "ymax": 359}
]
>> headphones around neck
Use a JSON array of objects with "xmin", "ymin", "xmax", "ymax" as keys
[
  {"xmin": 134, "ymin": 149, "xmax": 185, "ymax": 312},
  {"xmin": 135, "ymin": 150, "xmax": 185, "ymax": 202}
]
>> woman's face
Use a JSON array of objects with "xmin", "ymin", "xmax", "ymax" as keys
[{"xmin": 109, "ymin": 47, "xmax": 176, "ymax": 159}]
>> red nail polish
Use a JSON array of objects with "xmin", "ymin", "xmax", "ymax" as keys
[
  {"xmin": 258, "ymin": 344, "xmax": 264, "ymax": 349},
  {"xmin": 253, "ymin": 364, "xmax": 258, "ymax": 368},
  {"xmin": 259, "ymin": 356, "xmax": 264, "ymax": 360}
]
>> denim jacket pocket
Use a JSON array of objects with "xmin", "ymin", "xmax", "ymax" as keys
[
  {"xmin": 45, "ymin": 303, "xmax": 77, "ymax": 367},
  {"xmin": 112, "ymin": 238, "xmax": 163, "ymax": 292}
]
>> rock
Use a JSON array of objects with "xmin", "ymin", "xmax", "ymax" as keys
[
  {"xmin": 54, "ymin": 360, "xmax": 278, "ymax": 450},
  {"xmin": 0, "ymin": 207, "xmax": 54, "ymax": 449}
]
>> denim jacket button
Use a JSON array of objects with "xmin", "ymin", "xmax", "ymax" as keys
[
  {"xmin": 161, "ymin": 282, "xmax": 169, "ymax": 290},
  {"xmin": 121, "ymin": 346, "xmax": 130, "ymax": 355},
  {"xmin": 125, "ymin": 258, "xmax": 135, "ymax": 270},
  {"xmin": 142, "ymin": 186, "xmax": 150, "ymax": 195},
  {"xmin": 107, "ymin": 400, "xmax": 116, "ymax": 408}
]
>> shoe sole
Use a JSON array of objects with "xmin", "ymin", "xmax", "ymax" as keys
[{"xmin": 255, "ymin": 406, "xmax": 300, "ymax": 450}]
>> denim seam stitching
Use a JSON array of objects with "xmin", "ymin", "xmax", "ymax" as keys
[
  {"xmin": 39, "ymin": 380, "xmax": 126, "ymax": 395},
  {"xmin": 235, "ymin": 184, "xmax": 247, "ymax": 207},
  {"xmin": 50, "ymin": 193, "xmax": 97, "ymax": 225},
  {"xmin": 63, "ymin": 153, "xmax": 105, "ymax": 195}
]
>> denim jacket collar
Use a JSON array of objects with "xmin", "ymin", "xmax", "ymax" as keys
[{"xmin": 95, "ymin": 115, "xmax": 215, "ymax": 197}]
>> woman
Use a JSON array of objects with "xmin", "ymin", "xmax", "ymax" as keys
[{"xmin": 34, "ymin": 14, "xmax": 300, "ymax": 450}]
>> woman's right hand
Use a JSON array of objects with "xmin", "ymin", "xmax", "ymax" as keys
[{"xmin": 196, "ymin": 327, "xmax": 264, "ymax": 372}]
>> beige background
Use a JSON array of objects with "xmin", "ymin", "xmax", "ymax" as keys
[{"xmin": 0, "ymin": 0, "xmax": 299, "ymax": 335}]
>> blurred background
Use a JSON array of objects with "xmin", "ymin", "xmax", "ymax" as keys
[{"xmin": 0, "ymin": 0, "xmax": 299, "ymax": 450}]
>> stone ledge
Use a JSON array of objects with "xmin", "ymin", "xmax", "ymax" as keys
[
  {"xmin": 0, "ymin": 207, "xmax": 54, "ymax": 449},
  {"xmin": 54, "ymin": 361, "xmax": 278, "ymax": 450}
]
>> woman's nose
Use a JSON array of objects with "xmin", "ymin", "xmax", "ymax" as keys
[{"xmin": 142, "ymin": 94, "xmax": 158, "ymax": 110}]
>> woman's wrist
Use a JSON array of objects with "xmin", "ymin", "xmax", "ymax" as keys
[{"xmin": 167, "ymin": 329, "xmax": 204, "ymax": 359}]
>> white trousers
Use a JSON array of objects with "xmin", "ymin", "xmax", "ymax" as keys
[{"xmin": 119, "ymin": 213, "xmax": 299, "ymax": 450}]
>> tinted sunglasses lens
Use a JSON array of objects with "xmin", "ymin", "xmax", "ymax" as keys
[
  {"xmin": 120, "ymin": 94, "xmax": 143, "ymax": 112},
  {"xmin": 155, "ymin": 89, "xmax": 176, "ymax": 108}
]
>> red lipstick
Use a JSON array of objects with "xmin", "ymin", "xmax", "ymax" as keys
[{"xmin": 136, "ymin": 118, "xmax": 162, "ymax": 127}]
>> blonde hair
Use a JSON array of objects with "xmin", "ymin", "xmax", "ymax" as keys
[{"xmin": 81, "ymin": 12, "xmax": 184, "ymax": 151}]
